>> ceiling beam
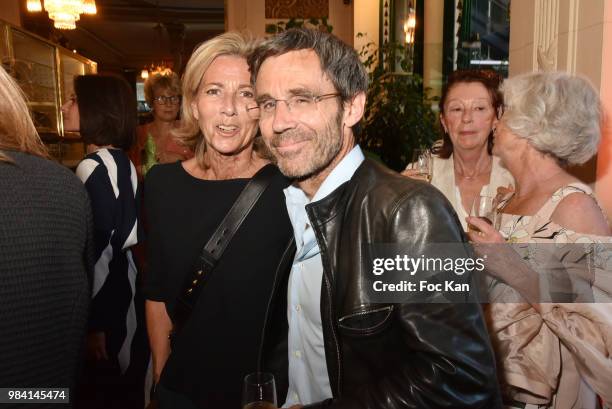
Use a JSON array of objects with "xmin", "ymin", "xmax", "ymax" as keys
[{"xmin": 90, "ymin": 3, "xmax": 224, "ymax": 24}]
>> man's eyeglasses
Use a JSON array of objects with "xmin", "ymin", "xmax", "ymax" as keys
[
  {"xmin": 252, "ymin": 93, "xmax": 341, "ymax": 117},
  {"xmin": 153, "ymin": 95, "xmax": 180, "ymax": 105}
]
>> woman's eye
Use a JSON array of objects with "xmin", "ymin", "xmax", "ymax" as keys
[
  {"xmin": 206, "ymin": 89, "xmax": 220, "ymax": 96},
  {"xmin": 240, "ymin": 90, "xmax": 254, "ymax": 98}
]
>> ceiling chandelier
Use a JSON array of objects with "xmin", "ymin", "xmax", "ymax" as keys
[
  {"xmin": 27, "ymin": 0, "xmax": 97, "ymax": 30},
  {"xmin": 141, "ymin": 62, "xmax": 174, "ymax": 80}
]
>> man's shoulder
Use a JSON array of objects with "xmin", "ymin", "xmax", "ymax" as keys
[{"xmin": 352, "ymin": 159, "xmax": 450, "ymax": 208}]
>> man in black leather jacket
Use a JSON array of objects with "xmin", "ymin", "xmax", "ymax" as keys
[{"xmin": 249, "ymin": 28, "xmax": 501, "ymax": 409}]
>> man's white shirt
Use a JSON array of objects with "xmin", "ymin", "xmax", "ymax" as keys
[{"xmin": 282, "ymin": 145, "xmax": 365, "ymax": 406}]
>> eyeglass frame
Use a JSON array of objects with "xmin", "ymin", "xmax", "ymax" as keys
[
  {"xmin": 152, "ymin": 95, "xmax": 181, "ymax": 105},
  {"xmin": 251, "ymin": 92, "xmax": 341, "ymax": 117}
]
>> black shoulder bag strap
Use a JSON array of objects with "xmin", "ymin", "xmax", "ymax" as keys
[{"xmin": 172, "ymin": 164, "xmax": 277, "ymax": 334}]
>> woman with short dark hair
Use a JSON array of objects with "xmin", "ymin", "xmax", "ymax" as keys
[
  {"xmin": 403, "ymin": 69, "xmax": 514, "ymax": 231},
  {"xmin": 64, "ymin": 74, "xmax": 148, "ymax": 409}
]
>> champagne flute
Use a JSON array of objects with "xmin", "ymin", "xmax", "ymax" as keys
[
  {"xmin": 468, "ymin": 195, "xmax": 500, "ymax": 233},
  {"xmin": 242, "ymin": 372, "xmax": 277, "ymax": 409},
  {"xmin": 411, "ymin": 148, "xmax": 433, "ymax": 182}
]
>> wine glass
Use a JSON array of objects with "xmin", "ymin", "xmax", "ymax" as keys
[
  {"xmin": 410, "ymin": 148, "xmax": 432, "ymax": 182},
  {"xmin": 242, "ymin": 372, "xmax": 277, "ymax": 409},
  {"xmin": 468, "ymin": 195, "xmax": 500, "ymax": 233}
]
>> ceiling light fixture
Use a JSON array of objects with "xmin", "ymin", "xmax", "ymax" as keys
[
  {"xmin": 26, "ymin": 0, "xmax": 42, "ymax": 12},
  {"xmin": 27, "ymin": 0, "xmax": 97, "ymax": 30},
  {"xmin": 141, "ymin": 62, "xmax": 173, "ymax": 80}
]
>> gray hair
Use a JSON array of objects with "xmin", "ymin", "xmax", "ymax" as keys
[
  {"xmin": 501, "ymin": 71, "xmax": 601, "ymax": 166},
  {"xmin": 248, "ymin": 28, "xmax": 369, "ymax": 102}
]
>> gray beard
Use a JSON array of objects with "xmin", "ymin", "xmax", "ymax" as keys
[{"xmin": 270, "ymin": 110, "xmax": 344, "ymax": 180}]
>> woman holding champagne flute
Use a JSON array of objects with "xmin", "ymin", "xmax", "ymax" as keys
[{"xmin": 402, "ymin": 69, "xmax": 514, "ymax": 231}]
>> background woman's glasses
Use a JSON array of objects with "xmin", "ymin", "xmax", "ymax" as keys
[{"xmin": 153, "ymin": 95, "xmax": 180, "ymax": 105}]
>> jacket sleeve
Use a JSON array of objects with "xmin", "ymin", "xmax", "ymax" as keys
[{"xmin": 307, "ymin": 185, "xmax": 501, "ymax": 409}]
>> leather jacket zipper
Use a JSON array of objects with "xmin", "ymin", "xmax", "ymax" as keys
[{"xmin": 338, "ymin": 306, "xmax": 394, "ymax": 322}]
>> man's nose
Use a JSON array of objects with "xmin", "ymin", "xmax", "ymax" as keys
[{"xmin": 271, "ymin": 100, "xmax": 297, "ymax": 133}]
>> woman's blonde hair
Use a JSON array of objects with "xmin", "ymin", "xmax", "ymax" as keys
[
  {"xmin": 174, "ymin": 31, "xmax": 258, "ymax": 168},
  {"xmin": 144, "ymin": 71, "xmax": 181, "ymax": 106},
  {"xmin": 0, "ymin": 64, "xmax": 48, "ymax": 162}
]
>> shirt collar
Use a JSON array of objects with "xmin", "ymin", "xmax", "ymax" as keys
[
  {"xmin": 284, "ymin": 144, "xmax": 365, "ymax": 204},
  {"xmin": 283, "ymin": 145, "xmax": 365, "ymax": 254},
  {"xmin": 312, "ymin": 144, "xmax": 365, "ymax": 202}
]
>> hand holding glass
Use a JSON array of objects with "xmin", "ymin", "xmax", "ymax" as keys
[
  {"xmin": 468, "ymin": 195, "xmax": 500, "ymax": 233},
  {"xmin": 410, "ymin": 149, "xmax": 432, "ymax": 182},
  {"xmin": 242, "ymin": 372, "xmax": 277, "ymax": 409}
]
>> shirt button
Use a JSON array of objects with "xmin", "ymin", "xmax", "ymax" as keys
[
  {"xmin": 295, "ymin": 304, "xmax": 301, "ymax": 312},
  {"xmin": 293, "ymin": 392, "xmax": 299, "ymax": 401},
  {"xmin": 294, "ymin": 350, "xmax": 302, "ymax": 358}
]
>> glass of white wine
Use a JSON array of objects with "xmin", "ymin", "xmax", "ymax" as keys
[
  {"xmin": 411, "ymin": 148, "xmax": 433, "ymax": 182},
  {"xmin": 468, "ymin": 195, "xmax": 500, "ymax": 233},
  {"xmin": 242, "ymin": 372, "xmax": 277, "ymax": 409}
]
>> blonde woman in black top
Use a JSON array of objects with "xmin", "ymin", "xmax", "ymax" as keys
[{"xmin": 144, "ymin": 32, "xmax": 293, "ymax": 409}]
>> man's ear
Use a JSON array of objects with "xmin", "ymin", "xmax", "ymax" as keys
[{"xmin": 343, "ymin": 92, "xmax": 366, "ymax": 128}]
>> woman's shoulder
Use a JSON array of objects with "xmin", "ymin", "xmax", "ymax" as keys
[
  {"xmin": 431, "ymin": 154, "xmax": 453, "ymax": 172},
  {"xmin": 76, "ymin": 148, "xmax": 125, "ymax": 181},
  {"xmin": 259, "ymin": 163, "xmax": 291, "ymax": 188},
  {"xmin": 145, "ymin": 161, "xmax": 183, "ymax": 184},
  {"xmin": 9, "ymin": 151, "xmax": 83, "ymax": 186},
  {"xmin": 3, "ymin": 151, "xmax": 89, "ymax": 209},
  {"xmin": 549, "ymin": 182, "xmax": 610, "ymax": 236}
]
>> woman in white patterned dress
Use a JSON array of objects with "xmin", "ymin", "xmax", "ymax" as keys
[{"xmin": 467, "ymin": 71, "xmax": 612, "ymax": 409}]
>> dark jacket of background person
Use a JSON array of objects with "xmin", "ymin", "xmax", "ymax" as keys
[
  {"xmin": 0, "ymin": 64, "xmax": 92, "ymax": 409},
  {"xmin": 66, "ymin": 74, "xmax": 149, "ymax": 409},
  {"xmin": 261, "ymin": 159, "xmax": 502, "ymax": 409}
]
